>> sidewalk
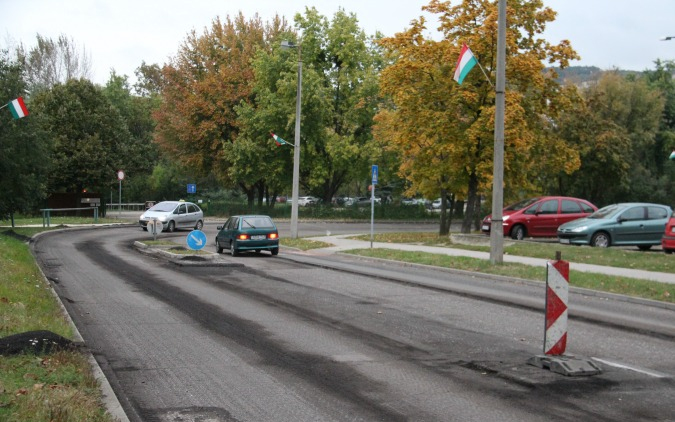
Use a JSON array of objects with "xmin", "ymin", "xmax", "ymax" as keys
[{"xmin": 301, "ymin": 234, "xmax": 675, "ymax": 285}]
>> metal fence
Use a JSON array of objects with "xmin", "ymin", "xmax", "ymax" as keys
[{"xmin": 105, "ymin": 203, "xmax": 146, "ymax": 212}]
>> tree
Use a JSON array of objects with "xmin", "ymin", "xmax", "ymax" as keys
[
  {"xmin": 558, "ymin": 71, "xmax": 666, "ymax": 205},
  {"xmin": 31, "ymin": 79, "xmax": 131, "ymax": 196},
  {"xmin": 376, "ymin": 0, "xmax": 581, "ymax": 234},
  {"xmin": 16, "ymin": 34, "xmax": 92, "ymax": 93},
  {"xmin": 102, "ymin": 72, "xmax": 161, "ymax": 201},
  {"xmin": 237, "ymin": 7, "xmax": 385, "ymax": 204},
  {"xmin": 154, "ymin": 13, "xmax": 291, "ymax": 206},
  {"xmin": 0, "ymin": 51, "xmax": 51, "ymax": 224}
]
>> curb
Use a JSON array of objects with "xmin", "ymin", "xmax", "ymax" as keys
[{"xmin": 30, "ymin": 231, "xmax": 130, "ymax": 422}]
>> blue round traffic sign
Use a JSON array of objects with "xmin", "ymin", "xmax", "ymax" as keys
[{"xmin": 186, "ymin": 230, "xmax": 207, "ymax": 250}]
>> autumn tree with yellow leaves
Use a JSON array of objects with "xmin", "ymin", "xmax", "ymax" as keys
[{"xmin": 376, "ymin": 0, "xmax": 582, "ymax": 233}]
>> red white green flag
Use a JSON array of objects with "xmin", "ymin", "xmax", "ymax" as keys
[
  {"xmin": 8, "ymin": 97, "xmax": 29, "ymax": 119},
  {"xmin": 270, "ymin": 131, "xmax": 294, "ymax": 147},
  {"xmin": 453, "ymin": 44, "xmax": 478, "ymax": 85}
]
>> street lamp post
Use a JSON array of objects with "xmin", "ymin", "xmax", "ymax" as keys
[{"xmin": 282, "ymin": 40, "xmax": 302, "ymax": 239}]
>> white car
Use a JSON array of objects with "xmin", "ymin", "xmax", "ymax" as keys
[
  {"xmin": 139, "ymin": 201, "xmax": 204, "ymax": 232},
  {"xmin": 297, "ymin": 196, "xmax": 319, "ymax": 206}
]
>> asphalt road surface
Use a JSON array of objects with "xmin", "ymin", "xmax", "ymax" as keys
[{"xmin": 32, "ymin": 225, "xmax": 675, "ymax": 422}]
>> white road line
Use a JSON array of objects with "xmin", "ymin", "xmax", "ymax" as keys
[{"xmin": 592, "ymin": 357, "xmax": 671, "ymax": 378}]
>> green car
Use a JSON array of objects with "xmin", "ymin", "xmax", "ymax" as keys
[
  {"xmin": 215, "ymin": 215, "xmax": 279, "ymax": 256},
  {"xmin": 557, "ymin": 203, "xmax": 672, "ymax": 249}
]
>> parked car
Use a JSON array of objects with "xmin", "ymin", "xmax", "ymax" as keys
[
  {"xmin": 662, "ymin": 216, "xmax": 675, "ymax": 254},
  {"xmin": 138, "ymin": 200, "xmax": 203, "ymax": 232},
  {"xmin": 297, "ymin": 196, "xmax": 319, "ymax": 206},
  {"xmin": 557, "ymin": 203, "xmax": 672, "ymax": 249},
  {"xmin": 215, "ymin": 215, "xmax": 279, "ymax": 256},
  {"xmin": 356, "ymin": 196, "xmax": 381, "ymax": 206},
  {"xmin": 481, "ymin": 196, "xmax": 597, "ymax": 240}
]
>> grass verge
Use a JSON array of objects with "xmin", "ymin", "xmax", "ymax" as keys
[
  {"xmin": 345, "ymin": 248, "xmax": 674, "ymax": 303},
  {"xmin": 353, "ymin": 232, "xmax": 675, "ymax": 274},
  {"xmin": 281, "ymin": 238, "xmax": 333, "ymax": 251},
  {"xmin": 0, "ymin": 229, "xmax": 114, "ymax": 422}
]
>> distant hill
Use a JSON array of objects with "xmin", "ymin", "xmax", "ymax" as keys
[{"xmin": 548, "ymin": 66, "xmax": 642, "ymax": 86}]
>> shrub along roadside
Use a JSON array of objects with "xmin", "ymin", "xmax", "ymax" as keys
[{"xmin": 0, "ymin": 229, "xmax": 114, "ymax": 422}]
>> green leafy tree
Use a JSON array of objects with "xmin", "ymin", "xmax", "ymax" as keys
[
  {"xmin": 0, "ymin": 51, "xmax": 52, "ymax": 224},
  {"xmin": 558, "ymin": 71, "xmax": 665, "ymax": 205},
  {"xmin": 237, "ymin": 7, "xmax": 384, "ymax": 204},
  {"xmin": 377, "ymin": 0, "xmax": 581, "ymax": 234},
  {"xmin": 32, "ymin": 79, "xmax": 132, "ymax": 196},
  {"xmin": 102, "ymin": 72, "xmax": 159, "ymax": 200}
]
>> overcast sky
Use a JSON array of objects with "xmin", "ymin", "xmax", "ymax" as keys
[{"xmin": 3, "ymin": 0, "xmax": 675, "ymax": 85}]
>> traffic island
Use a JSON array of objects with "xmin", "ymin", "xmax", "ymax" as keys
[{"xmin": 133, "ymin": 240, "xmax": 244, "ymax": 267}]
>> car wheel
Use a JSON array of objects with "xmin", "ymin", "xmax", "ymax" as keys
[
  {"xmin": 271, "ymin": 247, "xmax": 279, "ymax": 256},
  {"xmin": 230, "ymin": 241, "xmax": 238, "ymax": 257},
  {"xmin": 216, "ymin": 239, "xmax": 223, "ymax": 254},
  {"xmin": 591, "ymin": 232, "xmax": 610, "ymax": 247},
  {"xmin": 665, "ymin": 249, "xmax": 674, "ymax": 255},
  {"xmin": 167, "ymin": 221, "xmax": 175, "ymax": 233},
  {"xmin": 637, "ymin": 245, "xmax": 652, "ymax": 251},
  {"xmin": 195, "ymin": 220, "xmax": 203, "ymax": 230},
  {"xmin": 510, "ymin": 225, "xmax": 526, "ymax": 241}
]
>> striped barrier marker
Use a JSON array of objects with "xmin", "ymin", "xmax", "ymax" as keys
[
  {"xmin": 544, "ymin": 257, "xmax": 569, "ymax": 355},
  {"xmin": 528, "ymin": 253, "xmax": 602, "ymax": 376}
]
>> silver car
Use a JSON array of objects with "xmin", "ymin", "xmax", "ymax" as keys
[{"xmin": 139, "ymin": 201, "xmax": 204, "ymax": 232}]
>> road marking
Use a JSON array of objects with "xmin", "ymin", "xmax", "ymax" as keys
[{"xmin": 592, "ymin": 357, "xmax": 671, "ymax": 378}]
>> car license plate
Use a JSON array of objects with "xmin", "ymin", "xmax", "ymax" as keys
[
  {"xmin": 481, "ymin": 225, "xmax": 490, "ymax": 231},
  {"xmin": 560, "ymin": 238, "xmax": 570, "ymax": 244},
  {"xmin": 251, "ymin": 235, "xmax": 266, "ymax": 240}
]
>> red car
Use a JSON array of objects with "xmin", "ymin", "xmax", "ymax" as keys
[
  {"xmin": 481, "ymin": 196, "xmax": 597, "ymax": 240},
  {"xmin": 662, "ymin": 216, "xmax": 675, "ymax": 254}
]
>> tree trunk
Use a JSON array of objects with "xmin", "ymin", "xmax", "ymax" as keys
[
  {"xmin": 461, "ymin": 173, "xmax": 480, "ymax": 234},
  {"xmin": 439, "ymin": 188, "xmax": 449, "ymax": 235}
]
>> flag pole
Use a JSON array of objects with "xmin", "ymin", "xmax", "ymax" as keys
[
  {"xmin": 476, "ymin": 61, "xmax": 494, "ymax": 88},
  {"xmin": 0, "ymin": 103, "xmax": 7, "ymax": 110}
]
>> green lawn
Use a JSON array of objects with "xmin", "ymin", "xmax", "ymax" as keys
[{"xmin": 0, "ymin": 229, "xmax": 114, "ymax": 422}]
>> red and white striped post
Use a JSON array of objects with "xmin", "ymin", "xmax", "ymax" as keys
[
  {"xmin": 529, "ymin": 252, "xmax": 601, "ymax": 376},
  {"xmin": 544, "ymin": 252, "xmax": 569, "ymax": 355}
]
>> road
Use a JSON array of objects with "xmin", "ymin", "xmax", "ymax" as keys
[{"xmin": 32, "ymin": 225, "xmax": 675, "ymax": 422}]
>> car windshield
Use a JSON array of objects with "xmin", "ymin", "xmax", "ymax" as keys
[
  {"xmin": 588, "ymin": 204, "xmax": 621, "ymax": 219},
  {"xmin": 149, "ymin": 203, "xmax": 177, "ymax": 212},
  {"xmin": 504, "ymin": 197, "xmax": 541, "ymax": 211},
  {"xmin": 242, "ymin": 217, "xmax": 275, "ymax": 229}
]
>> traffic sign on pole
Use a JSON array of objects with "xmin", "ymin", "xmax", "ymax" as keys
[{"xmin": 186, "ymin": 230, "xmax": 207, "ymax": 250}]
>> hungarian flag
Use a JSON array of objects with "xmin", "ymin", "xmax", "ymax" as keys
[
  {"xmin": 453, "ymin": 44, "xmax": 478, "ymax": 85},
  {"xmin": 8, "ymin": 97, "xmax": 29, "ymax": 119},
  {"xmin": 270, "ymin": 132, "xmax": 288, "ymax": 147}
]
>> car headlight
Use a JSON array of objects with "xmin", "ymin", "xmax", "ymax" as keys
[{"xmin": 571, "ymin": 226, "xmax": 588, "ymax": 233}]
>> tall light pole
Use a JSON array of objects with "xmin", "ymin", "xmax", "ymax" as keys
[
  {"xmin": 490, "ymin": 0, "xmax": 506, "ymax": 264},
  {"xmin": 281, "ymin": 40, "xmax": 302, "ymax": 239}
]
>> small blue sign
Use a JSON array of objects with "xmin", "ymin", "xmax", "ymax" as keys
[
  {"xmin": 186, "ymin": 230, "xmax": 207, "ymax": 250},
  {"xmin": 371, "ymin": 165, "xmax": 379, "ymax": 185},
  {"xmin": 187, "ymin": 184, "xmax": 196, "ymax": 194}
]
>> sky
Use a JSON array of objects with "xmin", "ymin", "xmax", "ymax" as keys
[{"xmin": 3, "ymin": 0, "xmax": 675, "ymax": 86}]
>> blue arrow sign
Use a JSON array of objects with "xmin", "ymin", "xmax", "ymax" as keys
[
  {"xmin": 186, "ymin": 230, "xmax": 207, "ymax": 250},
  {"xmin": 187, "ymin": 184, "xmax": 196, "ymax": 194},
  {"xmin": 371, "ymin": 164, "xmax": 378, "ymax": 185}
]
